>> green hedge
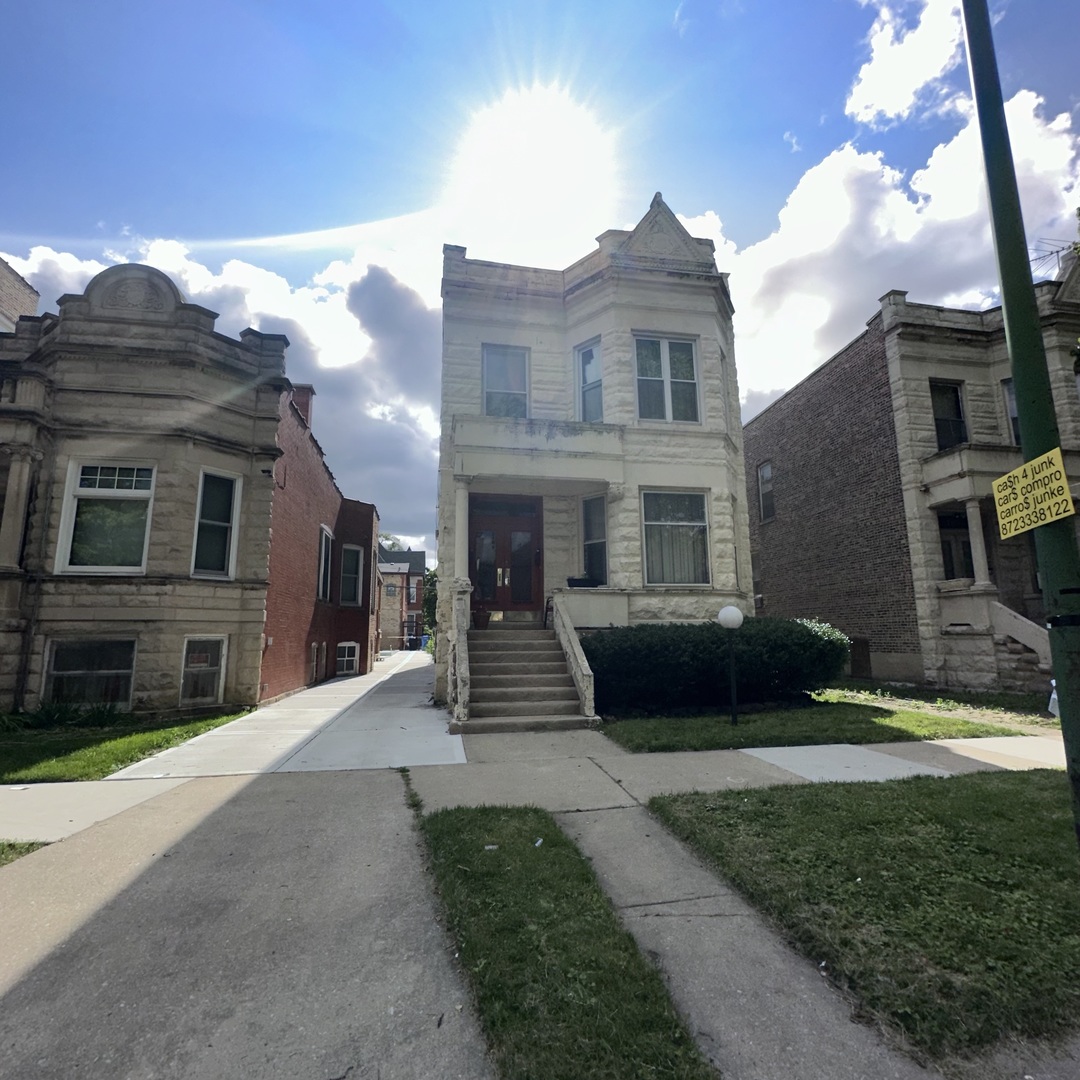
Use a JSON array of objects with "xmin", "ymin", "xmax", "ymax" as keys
[{"xmin": 581, "ymin": 617, "xmax": 850, "ymax": 716}]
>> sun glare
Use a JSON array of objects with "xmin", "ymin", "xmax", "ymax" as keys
[{"xmin": 441, "ymin": 84, "xmax": 620, "ymax": 268}]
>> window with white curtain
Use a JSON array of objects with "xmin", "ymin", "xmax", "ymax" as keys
[{"xmin": 642, "ymin": 491, "xmax": 709, "ymax": 585}]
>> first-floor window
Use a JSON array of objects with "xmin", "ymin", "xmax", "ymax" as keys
[
  {"xmin": 45, "ymin": 639, "xmax": 136, "ymax": 707},
  {"xmin": 582, "ymin": 495, "xmax": 607, "ymax": 584},
  {"xmin": 317, "ymin": 527, "xmax": 333, "ymax": 600},
  {"xmin": 181, "ymin": 638, "xmax": 226, "ymax": 705},
  {"xmin": 192, "ymin": 472, "xmax": 239, "ymax": 576},
  {"xmin": 643, "ymin": 491, "xmax": 709, "ymax": 585},
  {"xmin": 310, "ymin": 642, "xmax": 318, "ymax": 682},
  {"xmin": 61, "ymin": 463, "xmax": 155, "ymax": 572},
  {"xmin": 337, "ymin": 642, "xmax": 359, "ymax": 675}
]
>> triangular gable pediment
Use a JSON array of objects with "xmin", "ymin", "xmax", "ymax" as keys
[
  {"xmin": 613, "ymin": 192, "xmax": 717, "ymax": 272},
  {"xmin": 1055, "ymin": 249, "xmax": 1080, "ymax": 306}
]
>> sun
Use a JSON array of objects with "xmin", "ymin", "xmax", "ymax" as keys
[{"xmin": 441, "ymin": 84, "xmax": 620, "ymax": 269}]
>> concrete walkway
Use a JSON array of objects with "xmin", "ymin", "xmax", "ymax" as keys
[{"xmin": 0, "ymin": 656, "xmax": 1073, "ymax": 1079}]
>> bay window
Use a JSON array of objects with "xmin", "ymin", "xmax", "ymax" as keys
[{"xmin": 642, "ymin": 491, "xmax": 709, "ymax": 585}]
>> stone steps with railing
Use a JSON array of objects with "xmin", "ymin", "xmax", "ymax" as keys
[{"xmin": 450, "ymin": 625, "xmax": 590, "ymax": 733}]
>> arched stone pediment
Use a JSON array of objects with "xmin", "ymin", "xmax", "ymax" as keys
[{"xmin": 83, "ymin": 264, "xmax": 186, "ymax": 319}]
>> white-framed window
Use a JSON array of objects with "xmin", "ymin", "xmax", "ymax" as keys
[
  {"xmin": 577, "ymin": 339, "xmax": 603, "ymax": 422},
  {"xmin": 642, "ymin": 491, "xmax": 709, "ymax": 585},
  {"xmin": 582, "ymin": 495, "xmax": 607, "ymax": 584},
  {"xmin": 635, "ymin": 338, "xmax": 699, "ymax": 422},
  {"xmin": 310, "ymin": 642, "xmax": 318, "ymax": 682},
  {"xmin": 1002, "ymin": 378, "xmax": 1020, "ymax": 445},
  {"xmin": 386, "ymin": 582, "xmax": 397, "ymax": 597},
  {"xmin": 191, "ymin": 471, "xmax": 240, "ymax": 577},
  {"xmin": 180, "ymin": 637, "xmax": 226, "ymax": 705},
  {"xmin": 58, "ymin": 462, "xmax": 155, "ymax": 573},
  {"xmin": 317, "ymin": 526, "xmax": 333, "ymax": 600},
  {"xmin": 340, "ymin": 545, "xmax": 363, "ymax": 605},
  {"xmin": 929, "ymin": 380, "xmax": 967, "ymax": 450},
  {"xmin": 44, "ymin": 639, "xmax": 136, "ymax": 707},
  {"xmin": 337, "ymin": 641, "xmax": 359, "ymax": 675},
  {"xmin": 758, "ymin": 462, "xmax": 775, "ymax": 522},
  {"xmin": 482, "ymin": 344, "xmax": 529, "ymax": 418}
]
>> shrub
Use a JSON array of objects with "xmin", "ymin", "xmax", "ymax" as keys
[
  {"xmin": 19, "ymin": 701, "xmax": 130, "ymax": 730},
  {"xmin": 581, "ymin": 616, "xmax": 849, "ymax": 716}
]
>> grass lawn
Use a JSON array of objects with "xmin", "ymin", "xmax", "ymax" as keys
[
  {"xmin": 0, "ymin": 712, "xmax": 245, "ymax": 783},
  {"xmin": 0, "ymin": 841, "xmax": 44, "ymax": 868},
  {"xmin": 603, "ymin": 700, "xmax": 1025, "ymax": 753},
  {"xmin": 651, "ymin": 770, "xmax": 1080, "ymax": 1060},
  {"xmin": 421, "ymin": 804, "xmax": 718, "ymax": 1080}
]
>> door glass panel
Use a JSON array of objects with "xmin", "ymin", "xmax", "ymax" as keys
[
  {"xmin": 510, "ymin": 530, "xmax": 533, "ymax": 604},
  {"xmin": 474, "ymin": 530, "xmax": 496, "ymax": 601}
]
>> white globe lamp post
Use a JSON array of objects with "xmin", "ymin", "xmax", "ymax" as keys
[{"xmin": 717, "ymin": 606, "xmax": 744, "ymax": 725}]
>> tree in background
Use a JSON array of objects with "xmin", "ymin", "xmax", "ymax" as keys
[
  {"xmin": 379, "ymin": 533, "xmax": 404, "ymax": 550},
  {"xmin": 422, "ymin": 568, "xmax": 437, "ymax": 632}
]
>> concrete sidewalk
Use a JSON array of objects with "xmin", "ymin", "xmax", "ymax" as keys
[{"xmin": 1, "ymin": 660, "xmax": 1073, "ymax": 1079}]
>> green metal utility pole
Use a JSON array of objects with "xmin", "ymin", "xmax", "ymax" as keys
[{"xmin": 961, "ymin": 0, "xmax": 1080, "ymax": 849}]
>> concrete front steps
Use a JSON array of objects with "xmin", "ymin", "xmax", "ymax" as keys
[{"xmin": 452, "ymin": 625, "xmax": 590, "ymax": 734}]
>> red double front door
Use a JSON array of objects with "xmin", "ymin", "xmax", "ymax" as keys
[{"xmin": 469, "ymin": 494, "xmax": 543, "ymax": 614}]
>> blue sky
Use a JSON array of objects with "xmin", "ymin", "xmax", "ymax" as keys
[{"xmin": 3, "ymin": 0, "xmax": 1078, "ymax": 548}]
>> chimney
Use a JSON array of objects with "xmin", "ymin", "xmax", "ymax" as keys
[{"xmin": 291, "ymin": 384, "xmax": 315, "ymax": 427}]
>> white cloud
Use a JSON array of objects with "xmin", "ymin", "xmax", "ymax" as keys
[
  {"xmin": 846, "ymin": 0, "xmax": 965, "ymax": 127},
  {"xmin": 783, "ymin": 131, "xmax": 802, "ymax": 153},
  {"xmin": 731, "ymin": 89, "xmax": 1080, "ymax": 399}
]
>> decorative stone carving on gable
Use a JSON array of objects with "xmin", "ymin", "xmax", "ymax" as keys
[
  {"xmin": 82, "ymin": 264, "xmax": 184, "ymax": 320},
  {"xmin": 613, "ymin": 192, "xmax": 718, "ymax": 273}
]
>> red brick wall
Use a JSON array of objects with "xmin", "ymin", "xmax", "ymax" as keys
[
  {"xmin": 261, "ymin": 396, "xmax": 379, "ymax": 698},
  {"xmin": 334, "ymin": 498, "xmax": 380, "ymax": 674},
  {"xmin": 743, "ymin": 314, "xmax": 921, "ymax": 656}
]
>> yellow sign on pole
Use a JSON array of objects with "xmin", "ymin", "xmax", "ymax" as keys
[{"xmin": 993, "ymin": 447, "xmax": 1075, "ymax": 539}]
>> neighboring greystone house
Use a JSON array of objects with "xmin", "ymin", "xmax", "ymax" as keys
[
  {"xmin": 376, "ymin": 544, "xmax": 426, "ymax": 650},
  {"xmin": 0, "ymin": 262, "xmax": 380, "ymax": 714},
  {"xmin": 743, "ymin": 252, "xmax": 1080, "ymax": 691},
  {"xmin": 435, "ymin": 193, "xmax": 752, "ymax": 722}
]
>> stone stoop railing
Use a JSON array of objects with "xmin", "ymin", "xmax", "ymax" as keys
[
  {"xmin": 446, "ymin": 583, "xmax": 472, "ymax": 727},
  {"xmin": 552, "ymin": 593, "xmax": 597, "ymax": 721},
  {"xmin": 990, "ymin": 601, "xmax": 1051, "ymax": 667}
]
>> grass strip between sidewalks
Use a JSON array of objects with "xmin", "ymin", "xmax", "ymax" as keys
[
  {"xmin": 604, "ymin": 700, "xmax": 1023, "ymax": 753},
  {"xmin": 0, "ymin": 841, "xmax": 44, "ymax": 868},
  {"xmin": 420, "ymin": 804, "xmax": 718, "ymax": 1080},
  {"xmin": 651, "ymin": 770, "xmax": 1080, "ymax": 1060},
  {"xmin": 0, "ymin": 712, "xmax": 245, "ymax": 783}
]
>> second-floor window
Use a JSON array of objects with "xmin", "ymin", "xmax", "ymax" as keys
[
  {"xmin": 317, "ymin": 527, "xmax": 333, "ymax": 600},
  {"xmin": 60, "ymin": 463, "xmax": 155, "ymax": 573},
  {"xmin": 340, "ymin": 545, "xmax": 363, "ymax": 604},
  {"xmin": 1002, "ymin": 379, "xmax": 1020, "ymax": 445},
  {"xmin": 578, "ymin": 340, "xmax": 603, "ymax": 422},
  {"xmin": 758, "ymin": 462, "xmax": 775, "ymax": 521},
  {"xmin": 483, "ymin": 344, "xmax": 528, "ymax": 418},
  {"xmin": 636, "ymin": 338, "xmax": 699, "ymax": 422},
  {"xmin": 192, "ymin": 472, "xmax": 238, "ymax": 577},
  {"xmin": 930, "ymin": 380, "xmax": 967, "ymax": 450}
]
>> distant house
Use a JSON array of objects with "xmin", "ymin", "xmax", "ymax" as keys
[
  {"xmin": 376, "ymin": 546, "xmax": 426, "ymax": 650},
  {"xmin": 0, "ymin": 263, "xmax": 379, "ymax": 713},
  {"xmin": 743, "ymin": 256, "xmax": 1080, "ymax": 691},
  {"xmin": 435, "ymin": 194, "xmax": 751, "ymax": 715}
]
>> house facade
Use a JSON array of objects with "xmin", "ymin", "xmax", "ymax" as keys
[
  {"xmin": 743, "ymin": 256, "xmax": 1080, "ymax": 690},
  {"xmin": 377, "ymin": 545, "xmax": 426, "ymax": 650},
  {"xmin": 435, "ymin": 194, "xmax": 752, "ymax": 703},
  {"xmin": 0, "ymin": 262, "xmax": 379, "ymax": 714}
]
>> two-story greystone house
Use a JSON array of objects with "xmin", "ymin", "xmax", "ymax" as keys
[
  {"xmin": 0, "ymin": 262, "xmax": 380, "ymax": 715},
  {"xmin": 435, "ymin": 194, "xmax": 752, "ymax": 716},
  {"xmin": 744, "ymin": 253, "xmax": 1080, "ymax": 691}
]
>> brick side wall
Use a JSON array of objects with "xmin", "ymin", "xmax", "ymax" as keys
[
  {"xmin": 743, "ymin": 315, "xmax": 921, "ymax": 658},
  {"xmin": 334, "ymin": 498, "xmax": 379, "ymax": 673},
  {"xmin": 261, "ymin": 398, "xmax": 353, "ymax": 698}
]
